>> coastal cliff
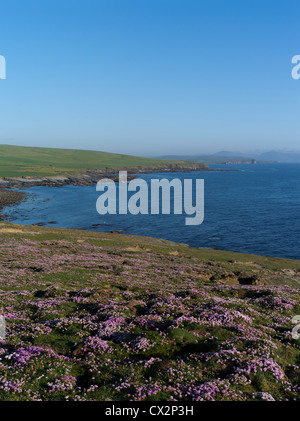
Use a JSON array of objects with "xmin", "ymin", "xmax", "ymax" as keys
[{"xmin": 0, "ymin": 163, "xmax": 213, "ymax": 189}]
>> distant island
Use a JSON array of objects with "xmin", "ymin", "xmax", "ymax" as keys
[{"xmin": 157, "ymin": 150, "xmax": 300, "ymax": 164}]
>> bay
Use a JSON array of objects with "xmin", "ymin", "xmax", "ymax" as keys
[{"xmin": 4, "ymin": 163, "xmax": 300, "ymax": 260}]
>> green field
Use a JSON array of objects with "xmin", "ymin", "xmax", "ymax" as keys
[{"xmin": 0, "ymin": 145, "xmax": 206, "ymax": 178}]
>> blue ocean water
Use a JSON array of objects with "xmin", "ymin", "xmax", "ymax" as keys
[{"xmin": 4, "ymin": 163, "xmax": 300, "ymax": 260}]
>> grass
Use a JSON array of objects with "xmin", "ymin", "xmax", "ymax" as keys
[
  {"xmin": 0, "ymin": 144, "xmax": 206, "ymax": 177},
  {"xmin": 0, "ymin": 222, "xmax": 299, "ymax": 401}
]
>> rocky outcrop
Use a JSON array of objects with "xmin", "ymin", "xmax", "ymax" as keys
[{"xmin": 0, "ymin": 189, "xmax": 27, "ymax": 218}]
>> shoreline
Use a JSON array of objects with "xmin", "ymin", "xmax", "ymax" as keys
[
  {"xmin": 0, "ymin": 189, "xmax": 27, "ymax": 220},
  {"xmin": 0, "ymin": 164, "xmax": 237, "ymax": 189},
  {"xmin": 0, "ymin": 220, "xmax": 300, "ymax": 264},
  {"xmin": 0, "ymin": 164, "xmax": 238, "ymax": 224}
]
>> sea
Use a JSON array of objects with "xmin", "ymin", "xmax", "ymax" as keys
[{"xmin": 3, "ymin": 163, "xmax": 300, "ymax": 260}]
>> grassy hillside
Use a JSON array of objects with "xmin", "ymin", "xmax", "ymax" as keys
[
  {"xmin": 0, "ymin": 145, "xmax": 205, "ymax": 178},
  {"xmin": 0, "ymin": 222, "xmax": 299, "ymax": 401}
]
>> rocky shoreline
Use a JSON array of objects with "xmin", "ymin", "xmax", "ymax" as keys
[
  {"xmin": 0, "ymin": 189, "xmax": 27, "ymax": 219},
  {"xmin": 0, "ymin": 164, "xmax": 236, "ymax": 189},
  {"xmin": 0, "ymin": 164, "xmax": 237, "ymax": 216}
]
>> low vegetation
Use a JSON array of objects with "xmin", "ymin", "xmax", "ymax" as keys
[
  {"xmin": 0, "ymin": 223, "xmax": 299, "ymax": 401},
  {"xmin": 0, "ymin": 145, "xmax": 206, "ymax": 178}
]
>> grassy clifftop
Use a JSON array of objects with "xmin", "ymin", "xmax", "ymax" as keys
[
  {"xmin": 0, "ymin": 222, "xmax": 299, "ymax": 401},
  {"xmin": 0, "ymin": 145, "xmax": 208, "ymax": 177}
]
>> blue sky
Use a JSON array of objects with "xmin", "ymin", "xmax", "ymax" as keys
[{"xmin": 0, "ymin": 0, "xmax": 299, "ymax": 156}]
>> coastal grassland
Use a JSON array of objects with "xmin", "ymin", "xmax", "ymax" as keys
[
  {"xmin": 0, "ymin": 222, "xmax": 299, "ymax": 401},
  {"xmin": 0, "ymin": 145, "xmax": 206, "ymax": 178}
]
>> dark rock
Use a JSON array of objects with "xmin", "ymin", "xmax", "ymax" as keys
[
  {"xmin": 238, "ymin": 274, "xmax": 266, "ymax": 286},
  {"xmin": 34, "ymin": 287, "xmax": 58, "ymax": 298},
  {"xmin": 29, "ymin": 266, "xmax": 44, "ymax": 273}
]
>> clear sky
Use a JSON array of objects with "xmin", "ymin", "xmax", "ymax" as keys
[{"xmin": 0, "ymin": 0, "xmax": 299, "ymax": 156}]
